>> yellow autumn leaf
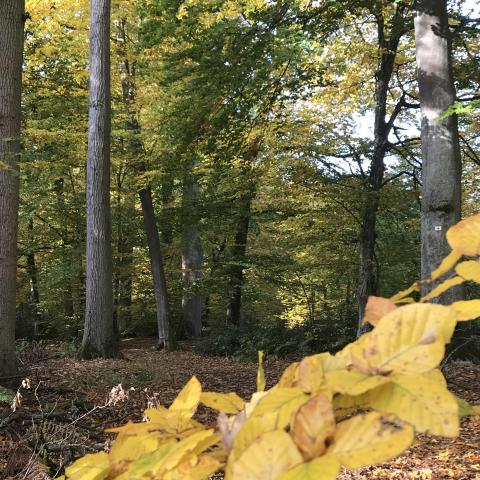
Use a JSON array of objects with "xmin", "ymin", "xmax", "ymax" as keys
[
  {"xmin": 231, "ymin": 429, "xmax": 303, "ymax": 480},
  {"xmin": 115, "ymin": 440, "xmax": 178, "ymax": 480},
  {"xmin": 455, "ymin": 395, "xmax": 474, "ymax": 417},
  {"xmin": 200, "ymin": 392, "xmax": 245, "ymax": 414},
  {"xmin": 451, "ymin": 299, "xmax": 480, "ymax": 321},
  {"xmin": 277, "ymin": 456, "xmax": 340, "ymax": 480},
  {"xmin": 144, "ymin": 405, "xmax": 169, "ymax": 423},
  {"xmin": 297, "ymin": 354, "xmax": 325, "ymax": 393},
  {"xmin": 64, "ymin": 452, "xmax": 110, "ymax": 480},
  {"xmin": 332, "ymin": 392, "xmax": 370, "ymax": 418},
  {"xmin": 169, "ymin": 376, "xmax": 202, "ymax": 414},
  {"xmin": 343, "ymin": 304, "xmax": 457, "ymax": 375},
  {"xmin": 109, "ymin": 433, "xmax": 161, "ymax": 467},
  {"xmin": 455, "ymin": 260, "xmax": 480, "ymax": 283},
  {"xmin": 389, "ymin": 282, "xmax": 420, "ymax": 303},
  {"xmin": 278, "ymin": 362, "xmax": 300, "ymax": 388},
  {"xmin": 166, "ymin": 376, "xmax": 202, "ymax": 433},
  {"xmin": 252, "ymin": 388, "xmax": 309, "ymax": 428},
  {"xmin": 164, "ymin": 453, "xmax": 222, "ymax": 480},
  {"xmin": 325, "ymin": 412, "xmax": 414, "ymax": 468},
  {"xmin": 420, "ymin": 276, "xmax": 465, "ymax": 302},
  {"xmin": 430, "ymin": 250, "xmax": 462, "ymax": 281},
  {"xmin": 472, "ymin": 405, "xmax": 480, "ymax": 415},
  {"xmin": 367, "ymin": 371, "xmax": 459, "ymax": 437},
  {"xmin": 122, "ymin": 430, "xmax": 215, "ymax": 479},
  {"xmin": 364, "ymin": 296, "xmax": 397, "ymax": 327},
  {"xmin": 257, "ymin": 351, "xmax": 266, "ymax": 392},
  {"xmin": 446, "ymin": 214, "xmax": 480, "ymax": 256},
  {"xmin": 324, "ymin": 369, "xmax": 391, "ymax": 396},
  {"xmin": 291, "ymin": 394, "xmax": 336, "ymax": 460}
]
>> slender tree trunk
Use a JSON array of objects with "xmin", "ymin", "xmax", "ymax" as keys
[
  {"xmin": 140, "ymin": 186, "xmax": 174, "ymax": 349},
  {"xmin": 226, "ymin": 194, "xmax": 253, "ymax": 326},
  {"xmin": 357, "ymin": 7, "xmax": 407, "ymax": 334},
  {"xmin": 181, "ymin": 160, "xmax": 203, "ymax": 337},
  {"xmin": 26, "ymin": 219, "xmax": 41, "ymax": 338},
  {"xmin": 225, "ymin": 140, "xmax": 260, "ymax": 326},
  {"xmin": 0, "ymin": 0, "xmax": 24, "ymax": 379},
  {"xmin": 114, "ymin": 19, "xmax": 174, "ymax": 349},
  {"xmin": 413, "ymin": 0, "xmax": 462, "ymax": 296},
  {"xmin": 80, "ymin": 0, "xmax": 119, "ymax": 358}
]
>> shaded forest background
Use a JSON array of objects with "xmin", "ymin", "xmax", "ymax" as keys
[{"xmin": 14, "ymin": 0, "xmax": 480, "ymax": 359}]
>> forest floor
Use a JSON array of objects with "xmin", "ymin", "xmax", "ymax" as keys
[{"xmin": 1, "ymin": 338, "xmax": 479, "ymax": 480}]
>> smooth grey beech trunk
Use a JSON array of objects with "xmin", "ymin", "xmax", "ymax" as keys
[
  {"xmin": 80, "ymin": 0, "xmax": 118, "ymax": 358},
  {"xmin": 114, "ymin": 18, "xmax": 173, "ymax": 349},
  {"xmin": 357, "ymin": 7, "xmax": 407, "ymax": 334},
  {"xmin": 0, "ymin": 0, "xmax": 24, "ymax": 379},
  {"xmin": 182, "ymin": 161, "xmax": 203, "ymax": 338},
  {"xmin": 413, "ymin": 0, "xmax": 462, "ymax": 296}
]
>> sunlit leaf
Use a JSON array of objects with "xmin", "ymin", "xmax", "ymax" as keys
[
  {"xmin": 341, "ymin": 304, "xmax": 457, "ymax": 375},
  {"xmin": 325, "ymin": 412, "xmax": 414, "ymax": 468},
  {"xmin": 368, "ymin": 371, "xmax": 459, "ymax": 437},
  {"xmin": 455, "ymin": 260, "xmax": 480, "ymax": 283},
  {"xmin": 291, "ymin": 394, "xmax": 336, "ymax": 460},
  {"xmin": 253, "ymin": 388, "xmax": 309, "ymax": 428},
  {"xmin": 64, "ymin": 452, "xmax": 110, "ymax": 480},
  {"xmin": 364, "ymin": 296, "xmax": 397, "ymax": 327},
  {"xmin": 297, "ymin": 354, "xmax": 324, "ymax": 393},
  {"xmin": 446, "ymin": 214, "xmax": 480, "ymax": 256},
  {"xmin": 451, "ymin": 299, "xmax": 480, "ymax": 321},
  {"xmin": 324, "ymin": 369, "xmax": 390, "ymax": 396},
  {"xmin": 420, "ymin": 276, "xmax": 465, "ymax": 302},
  {"xmin": 389, "ymin": 282, "xmax": 420, "ymax": 302},
  {"xmin": 277, "ymin": 456, "xmax": 340, "ymax": 480},
  {"xmin": 200, "ymin": 392, "xmax": 245, "ymax": 414},
  {"xmin": 257, "ymin": 351, "xmax": 266, "ymax": 392},
  {"xmin": 430, "ymin": 250, "xmax": 462, "ymax": 281},
  {"xmin": 231, "ymin": 429, "xmax": 302, "ymax": 480}
]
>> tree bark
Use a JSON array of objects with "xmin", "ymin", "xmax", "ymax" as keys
[
  {"xmin": 139, "ymin": 186, "xmax": 174, "ymax": 349},
  {"xmin": 225, "ymin": 141, "xmax": 260, "ymax": 326},
  {"xmin": 413, "ymin": 0, "xmax": 462, "ymax": 296},
  {"xmin": 0, "ymin": 0, "xmax": 24, "ymax": 379},
  {"xmin": 357, "ymin": 7, "xmax": 407, "ymax": 334},
  {"xmin": 114, "ymin": 18, "xmax": 174, "ymax": 349},
  {"xmin": 26, "ymin": 218, "xmax": 41, "ymax": 338},
  {"xmin": 181, "ymin": 160, "xmax": 203, "ymax": 338},
  {"xmin": 80, "ymin": 0, "xmax": 119, "ymax": 358}
]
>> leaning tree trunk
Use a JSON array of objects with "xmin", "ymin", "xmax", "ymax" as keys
[
  {"xmin": 357, "ymin": 7, "xmax": 407, "ymax": 334},
  {"xmin": 0, "ymin": 1, "xmax": 24, "ymax": 379},
  {"xmin": 114, "ymin": 18, "xmax": 174, "ymax": 349},
  {"xmin": 181, "ymin": 160, "xmax": 203, "ymax": 338},
  {"xmin": 413, "ymin": 0, "xmax": 462, "ymax": 295},
  {"xmin": 80, "ymin": 0, "xmax": 119, "ymax": 359}
]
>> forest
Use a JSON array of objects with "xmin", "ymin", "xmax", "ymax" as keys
[{"xmin": 0, "ymin": 0, "xmax": 480, "ymax": 479}]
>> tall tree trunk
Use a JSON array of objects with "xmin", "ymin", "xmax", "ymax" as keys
[
  {"xmin": 413, "ymin": 0, "xmax": 462, "ymax": 295},
  {"xmin": 0, "ymin": 0, "xmax": 24, "ymax": 379},
  {"xmin": 26, "ymin": 218, "xmax": 41, "ymax": 339},
  {"xmin": 226, "ymin": 194, "xmax": 253, "ymax": 326},
  {"xmin": 140, "ymin": 186, "xmax": 174, "ymax": 349},
  {"xmin": 357, "ymin": 7, "xmax": 407, "ymax": 334},
  {"xmin": 225, "ymin": 141, "xmax": 260, "ymax": 326},
  {"xmin": 80, "ymin": 0, "xmax": 119, "ymax": 358},
  {"xmin": 414, "ymin": 1, "xmax": 476, "ymax": 358},
  {"xmin": 114, "ymin": 18, "xmax": 174, "ymax": 349},
  {"xmin": 181, "ymin": 160, "xmax": 203, "ymax": 338}
]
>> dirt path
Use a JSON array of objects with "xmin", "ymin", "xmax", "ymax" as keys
[{"xmin": 1, "ymin": 339, "xmax": 479, "ymax": 479}]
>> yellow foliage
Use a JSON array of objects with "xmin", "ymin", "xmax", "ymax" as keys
[
  {"xmin": 446, "ymin": 213, "xmax": 480, "ymax": 256},
  {"xmin": 325, "ymin": 412, "xmax": 414, "ymax": 468},
  {"xmin": 59, "ymin": 216, "xmax": 480, "ymax": 480},
  {"xmin": 200, "ymin": 391, "xmax": 245, "ymax": 414}
]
